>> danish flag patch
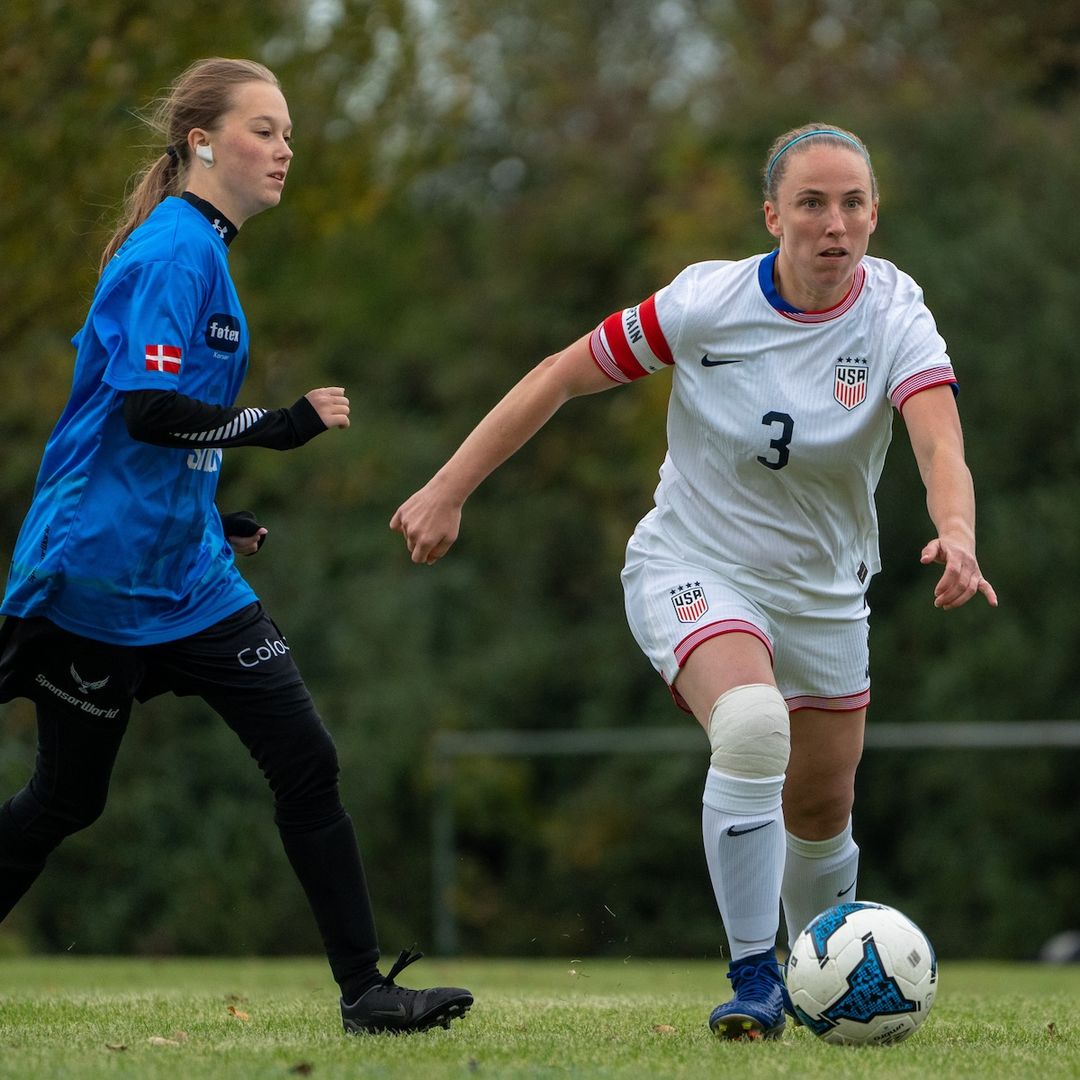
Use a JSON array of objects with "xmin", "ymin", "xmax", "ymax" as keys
[{"xmin": 145, "ymin": 344, "xmax": 182, "ymax": 374}]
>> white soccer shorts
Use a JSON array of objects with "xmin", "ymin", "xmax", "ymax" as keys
[{"xmin": 621, "ymin": 530, "xmax": 871, "ymax": 714}]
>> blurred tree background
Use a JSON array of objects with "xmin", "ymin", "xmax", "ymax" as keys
[{"xmin": 1, "ymin": 0, "xmax": 1077, "ymax": 963}]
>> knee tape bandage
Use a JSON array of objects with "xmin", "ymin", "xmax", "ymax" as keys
[{"xmin": 708, "ymin": 683, "xmax": 790, "ymax": 780}]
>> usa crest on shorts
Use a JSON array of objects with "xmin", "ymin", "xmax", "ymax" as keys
[
  {"xmin": 834, "ymin": 356, "xmax": 868, "ymax": 410},
  {"xmin": 671, "ymin": 583, "xmax": 709, "ymax": 624}
]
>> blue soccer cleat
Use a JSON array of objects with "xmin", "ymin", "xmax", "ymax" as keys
[{"xmin": 709, "ymin": 948, "xmax": 787, "ymax": 1041}]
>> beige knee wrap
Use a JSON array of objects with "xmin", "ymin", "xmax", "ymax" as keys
[{"xmin": 708, "ymin": 683, "xmax": 790, "ymax": 779}]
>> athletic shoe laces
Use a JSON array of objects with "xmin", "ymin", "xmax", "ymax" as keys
[
  {"xmin": 379, "ymin": 947, "xmax": 424, "ymax": 991},
  {"xmin": 727, "ymin": 957, "xmax": 781, "ymax": 1002}
]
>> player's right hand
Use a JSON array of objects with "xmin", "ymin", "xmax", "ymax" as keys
[
  {"xmin": 305, "ymin": 386, "xmax": 350, "ymax": 429},
  {"xmin": 390, "ymin": 484, "xmax": 462, "ymax": 565}
]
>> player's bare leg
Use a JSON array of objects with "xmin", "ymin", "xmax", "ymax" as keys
[{"xmin": 781, "ymin": 708, "xmax": 864, "ymax": 948}]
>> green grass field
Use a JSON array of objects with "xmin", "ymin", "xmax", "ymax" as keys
[{"xmin": 0, "ymin": 955, "xmax": 1076, "ymax": 1079}]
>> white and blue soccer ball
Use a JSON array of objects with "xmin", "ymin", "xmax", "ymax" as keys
[{"xmin": 786, "ymin": 901, "xmax": 937, "ymax": 1045}]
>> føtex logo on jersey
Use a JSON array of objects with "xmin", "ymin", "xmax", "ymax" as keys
[{"xmin": 205, "ymin": 313, "xmax": 241, "ymax": 353}]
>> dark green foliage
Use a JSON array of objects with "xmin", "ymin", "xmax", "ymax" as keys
[{"xmin": 1, "ymin": 0, "xmax": 1076, "ymax": 962}]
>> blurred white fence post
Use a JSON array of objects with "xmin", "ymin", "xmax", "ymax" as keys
[{"xmin": 430, "ymin": 721, "xmax": 1080, "ymax": 955}]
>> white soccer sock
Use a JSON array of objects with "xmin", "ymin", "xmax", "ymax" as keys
[
  {"xmin": 780, "ymin": 818, "xmax": 859, "ymax": 950},
  {"xmin": 701, "ymin": 766, "xmax": 786, "ymax": 962}
]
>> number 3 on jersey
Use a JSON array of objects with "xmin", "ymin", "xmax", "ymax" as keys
[{"xmin": 757, "ymin": 411, "xmax": 793, "ymax": 471}]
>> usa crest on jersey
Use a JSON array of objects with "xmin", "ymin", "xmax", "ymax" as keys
[
  {"xmin": 834, "ymin": 356, "xmax": 868, "ymax": 410},
  {"xmin": 671, "ymin": 583, "xmax": 709, "ymax": 624}
]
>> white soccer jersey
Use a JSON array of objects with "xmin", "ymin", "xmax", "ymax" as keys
[{"xmin": 590, "ymin": 251, "xmax": 955, "ymax": 606}]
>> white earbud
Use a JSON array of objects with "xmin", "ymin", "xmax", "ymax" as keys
[{"xmin": 195, "ymin": 144, "xmax": 215, "ymax": 168}]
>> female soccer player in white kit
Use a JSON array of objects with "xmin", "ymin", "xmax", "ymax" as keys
[{"xmin": 391, "ymin": 123, "xmax": 997, "ymax": 1040}]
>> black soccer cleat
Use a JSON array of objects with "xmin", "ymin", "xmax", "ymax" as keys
[{"xmin": 341, "ymin": 948, "xmax": 473, "ymax": 1035}]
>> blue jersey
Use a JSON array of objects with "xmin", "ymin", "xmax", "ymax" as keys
[{"xmin": 2, "ymin": 196, "xmax": 257, "ymax": 644}]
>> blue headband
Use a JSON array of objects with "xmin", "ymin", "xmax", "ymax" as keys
[{"xmin": 766, "ymin": 129, "xmax": 868, "ymax": 184}]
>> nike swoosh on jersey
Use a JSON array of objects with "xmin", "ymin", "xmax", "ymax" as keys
[
  {"xmin": 726, "ymin": 821, "xmax": 772, "ymax": 837},
  {"xmin": 700, "ymin": 354, "xmax": 743, "ymax": 367},
  {"xmin": 837, "ymin": 877, "xmax": 858, "ymax": 897}
]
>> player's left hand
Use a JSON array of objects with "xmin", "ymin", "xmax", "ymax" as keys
[
  {"xmin": 305, "ymin": 386, "xmax": 350, "ymax": 429},
  {"xmin": 228, "ymin": 528, "xmax": 268, "ymax": 556},
  {"xmin": 920, "ymin": 537, "xmax": 998, "ymax": 609},
  {"xmin": 222, "ymin": 510, "xmax": 268, "ymax": 557}
]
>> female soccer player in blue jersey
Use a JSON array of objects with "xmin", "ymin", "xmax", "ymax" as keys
[
  {"xmin": 392, "ymin": 123, "xmax": 997, "ymax": 1041},
  {"xmin": 0, "ymin": 57, "xmax": 470, "ymax": 1036}
]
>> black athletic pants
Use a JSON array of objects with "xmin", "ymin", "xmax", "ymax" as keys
[{"xmin": 0, "ymin": 603, "xmax": 379, "ymax": 993}]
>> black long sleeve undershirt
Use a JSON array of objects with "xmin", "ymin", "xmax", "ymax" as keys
[{"xmin": 123, "ymin": 389, "xmax": 326, "ymax": 450}]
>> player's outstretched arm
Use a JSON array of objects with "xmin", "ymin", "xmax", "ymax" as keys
[
  {"xmin": 903, "ymin": 385, "xmax": 998, "ymax": 610},
  {"xmin": 391, "ymin": 334, "xmax": 616, "ymax": 565},
  {"xmin": 123, "ymin": 386, "xmax": 349, "ymax": 450}
]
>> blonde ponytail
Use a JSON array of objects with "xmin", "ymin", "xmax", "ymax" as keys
[{"xmin": 99, "ymin": 152, "xmax": 184, "ymax": 271}]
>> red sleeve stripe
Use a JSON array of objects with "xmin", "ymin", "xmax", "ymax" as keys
[
  {"xmin": 892, "ymin": 366, "xmax": 956, "ymax": 412},
  {"xmin": 590, "ymin": 313, "xmax": 649, "ymax": 381},
  {"xmin": 605, "ymin": 310, "xmax": 653, "ymax": 379},
  {"xmin": 617, "ymin": 299, "xmax": 672, "ymax": 374},
  {"xmin": 588, "ymin": 325, "xmax": 631, "ymax": 383},
  {"xmin": 637, "ymin": 295, "xmax": 674, "ymax": 366},
  {"xmin": 590, "ymin": 298, "xmax": 676, "ymax": 383}
]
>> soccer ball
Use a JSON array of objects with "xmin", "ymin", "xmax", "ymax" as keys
[{"xmin": 786, "ymin": 901, "xmax": 937, "ymax": 1045}]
